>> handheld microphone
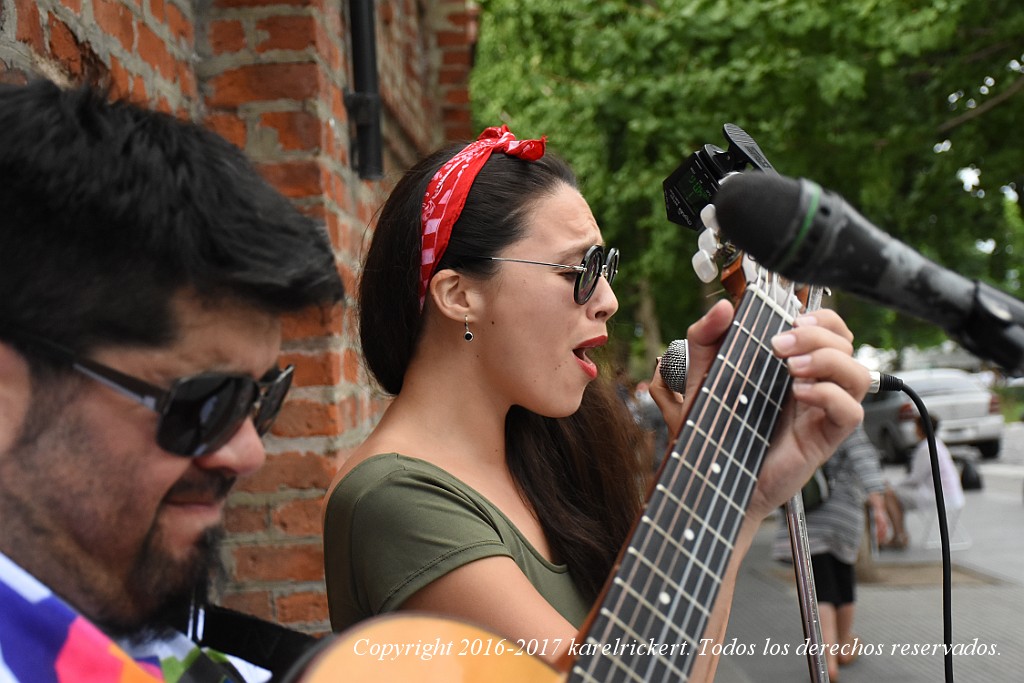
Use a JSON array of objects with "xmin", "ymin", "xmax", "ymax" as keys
[
  {"xmin": 658, "ymin": 339, "xmax": 688, "ymax": 394},
  {"xmin": 712, "ymin": 173, "xmax": 1024, "ymax": 375}
]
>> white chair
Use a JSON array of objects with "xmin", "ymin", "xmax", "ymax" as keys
[{"xmin": 914, "ymin": 504, "xmax": 971, "ymax": 551}]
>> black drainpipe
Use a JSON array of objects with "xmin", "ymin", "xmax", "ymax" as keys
[{"xmin": 345, "ymin": 0, "xmax": 383, "ymax": 180}]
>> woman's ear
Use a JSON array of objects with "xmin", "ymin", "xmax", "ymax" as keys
[{"xmin": 427, "ymin": 268, "xmax": 476, "ymax": 322}]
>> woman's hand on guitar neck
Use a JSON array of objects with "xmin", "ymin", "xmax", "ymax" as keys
[
  {"xmin": 751, "ymin": 307, "xmax": 868, "ymax": 520},
  {"xmin": 649, "ymin": 300, "xmax": 870, "ymax": 523}
]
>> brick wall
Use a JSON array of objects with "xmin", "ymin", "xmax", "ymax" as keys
[{"xmin": 0, "ymin": 0, "xmax": 478, "ymax": 634}]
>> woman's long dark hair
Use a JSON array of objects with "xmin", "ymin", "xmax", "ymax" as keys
[{"xmin": 358, "ymin": 143, "xmax": 648, "ymax": 600}]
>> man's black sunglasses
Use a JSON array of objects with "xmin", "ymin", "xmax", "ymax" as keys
[{"xmin": 7, "ymin": 332, "xmax": 292, "ymax": 457}]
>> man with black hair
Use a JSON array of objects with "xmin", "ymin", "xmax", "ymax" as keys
[{"xmin": 0, "ymin": 79, "xmax": 344, "ymax": 682}]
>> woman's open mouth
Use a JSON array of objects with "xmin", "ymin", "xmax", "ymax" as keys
[{"xmin": 573, "ymin": 336, "xmax": 607, "ymax": 380}]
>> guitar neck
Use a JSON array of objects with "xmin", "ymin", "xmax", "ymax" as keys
[{"xmin": 571, "ymin": 283, "xmax": 796, "ymax": 682}]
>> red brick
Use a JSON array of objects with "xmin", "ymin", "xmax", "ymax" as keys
[
  {"xmin": 149, "ymin": 0, "xmax": 165, "ymax": 21},
  {"xmin": 436, "ymin": 30, "xmax": 467, "ymax": 48},
  {"xmin": 155, "ymin": 94, "xmax": 172, "ymax": 114},
  {"xmin": 258, "ymin": 160, "xmax": 323, "ymax": 198},
  {"xmin": 209, "ymin": 18, "xmax": 245, "ymax": 54},
  {"xmin": 276, "ymin": 591, "xmax": 328, "ymax": 625},
  {"xmin": 279, "ymin": 350, "xmax": 342, "ymax": 387},
  {"xmin": 107, "ymin": 54, "xmax": 132, "ymax": 100},
  {"xmin": 271, "ymin": 399, "xmax": 341, "ymax": 438},
  {"xmin": 132, "ymin": 74, "xmax": 148, "ymax": 103},
  {"xmin": 441, "ymin": 49, "xmax": 470, "ymax": 67},
  {"xmin": 214, "ymin": 0, "xmax": 307, "ymax": 6},
  {"xmin": 137, "ymin": 22, "xmax": 176, "ymax": 79},
  {"xmin": 207, "ymin": 62, "xmax": 320, "ymax": 108},
  {"xmin": 256, "ymin": 15, "xmax": 316, "ymax": 52},
  {"xmin": 48, "ymin": 18, "xmax": 85, "ymax": 78},
  {"xmin": 15, "ymin": 0, "xmax": 44, "ymax": 46},
  {"xmin": 258, "ymin": 110, "xmax": 321, "ymax": 151},
  {"xmin": 94, "ymin": 0, "xmax": 135, "ymax": 51},
  {"xmin": 439, "ymin": 65, "xmax": 467, "ymax": 85},
  {"xmin": 232, "ymin": 543, "xmax": 323, "ymax": 582},
  {"xmin": 281, "ymin": 302, "xmax": 343, "ymax": 340},
  {"xmin": 165, "ymin": 1, "xmax": 193, "ymax": 44},
  {"xmin": 444, "ymin": 88, "xmax": 469, "ymax": 106},
  {"xmin": 224, "ymin": 502, "xmax": 268, "ymax": 533},
  {"xmin": 203, "ymin": 112, "xmax": 247, "ymax": 149},
  {"xmin": 177, "ymin": 63, "xmax": 197, "ymax": 99},
  {"xmin": 62, "ymin": 0, "xmax": 83, "ymax": 14},
  {"xmin": 242, "ymin": 451, "xmax": 336, "ymax": 492},
  {"xmin": 342, "ymin": 347, "xmax": 361, "ymax": 384},
  {"xmin": 272, "ymin": 498, "xmax": 323, "ymax": 536},
  {"xmin": 218, "ymin": 590, "xmax": 272, "ymax": 619}
]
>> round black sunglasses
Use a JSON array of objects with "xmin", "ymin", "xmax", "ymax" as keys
[{"xmin": 475, "ymin": 244, "xmax": 619, "ymax": 304}]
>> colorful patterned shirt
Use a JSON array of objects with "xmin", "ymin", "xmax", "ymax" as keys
[{"xmin": 0, "ymin": 552, "xmax": 268, "ymax": 683}]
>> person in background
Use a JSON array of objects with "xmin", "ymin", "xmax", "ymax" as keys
[
  {"xmin": 0, "ymin": 79, "xmax": 344, "ymax": 682},
  {"xmin": 773, "ymin": 426, "xmax": 888, "ymax": 680},
  {"xmin": 634, "ymin": 378, "xmax": 671, "ymax": 469},
  {"xmin": 322, "ymin": 124, "xmax": 870, "ymax": 680},
  {"xmin": 883, "ymin": 414, "xmax": 965, "ymax": 549}
]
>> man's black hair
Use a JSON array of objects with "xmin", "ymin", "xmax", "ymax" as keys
[{"xmin": 0, "ymin": 80, "xmax": 343, "ymax": 357}]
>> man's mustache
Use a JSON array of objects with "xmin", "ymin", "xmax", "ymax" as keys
[{"xmin": 163, "ymin": 472, "xmax": 235, "ymax": 504}]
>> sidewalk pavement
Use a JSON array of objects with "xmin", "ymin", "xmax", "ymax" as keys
[{"xmin": 715, "ymin": 459, "xmax": 1024, "ymax": 682}]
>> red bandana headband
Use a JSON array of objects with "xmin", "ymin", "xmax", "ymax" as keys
[{"xmin": 419, "ymin": 125, "xmax": 547, "ymax": 308}]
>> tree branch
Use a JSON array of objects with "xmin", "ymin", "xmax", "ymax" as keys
[{"xmin": 938, "ymin": 75, "xmax": 1024, "ymax": 134}]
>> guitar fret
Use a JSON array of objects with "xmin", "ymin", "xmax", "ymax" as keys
[
  {"xmin": 574, "ymin": 653, "xmax": 688, "ymax": 683},
  {"xmin": 656, "ymin": 478, "xmax": 745, "ymax": 534},
  {"xmin": 593, "ymin": 614, "xmax": 653, "ymax": 672},
  {"xmin": 625, "ymin": 547, "xmax": 684, "ymax": 596},
  {"xmin": 614, "ymin": 552, "xmax": 720, "ymax": 626},
  {"xmin": 729, "ymin": 319, "xmax": 777, "ymax": 357},
  {"xmin": 708, "ymin": 356, "xmax": 784, "ymax": 416},
  {"xmin": 571, "ymin": 669, "xmax": 601, "ymax": 683},
  {"xmin": 623, "ymin": 548, "xmax": 714, "ymax": 628},
  {"xmin": 638, "ymin": 515, "xmax": 724, "ymax": 591},
  {"xmin": 683, "ymin": 419, "xmax": 761, "ymax": 479},
  {"xmin": 747, "ymin": 281, "xmax": 798, "ymax": 324},
  {"xmin": 697, "ymin": 385, "xmax": 776, "ymax": 448},
  {"xmin": 570, "ymin": 284, "xmax": 801, "ymax": 683},
  {"xmin": 593, "ymin": 612, "xmax": 688, "ymax": 681},
  {"xmin": 609, "ymin": 577, "xmax": 694, "ymax": 643},
  {"xmin": 639, "ymin": 514, "xmax": 690, "ymax": 558}
]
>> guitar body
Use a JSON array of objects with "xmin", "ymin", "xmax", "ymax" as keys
[{"xmin": 294, "ymin": 613, "xmax": 563, "ymax": 682}]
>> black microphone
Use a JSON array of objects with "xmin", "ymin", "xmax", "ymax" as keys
[{"xmin": 712, "ymin": 172, "xmax": 1024, "ymax": 375}]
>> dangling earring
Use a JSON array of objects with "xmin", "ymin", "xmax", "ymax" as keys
[{"xmin": 463, "ymin": 315, "xmax": 474, "ymax": 342}]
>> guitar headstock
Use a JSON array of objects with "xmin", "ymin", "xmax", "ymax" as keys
[{"xmin": 692, "ymin": 196, "xmax": 812, "ymax": 319}]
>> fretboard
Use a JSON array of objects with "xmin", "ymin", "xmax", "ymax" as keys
[{"xmin": 571, "ymin": 282, "xmax": 797, "ymax": 682}]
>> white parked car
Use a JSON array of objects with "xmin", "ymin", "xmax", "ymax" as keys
[{"xmin": 862, "ymin": 368, "xmax": 1004, "ymax": 463}]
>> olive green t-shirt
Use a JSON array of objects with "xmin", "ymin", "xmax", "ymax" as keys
[{"xmin": 323, "ymin": 453, "xmax": 591, "ymax": 633}]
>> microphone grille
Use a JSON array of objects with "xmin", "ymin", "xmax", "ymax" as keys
[{"xmin": 659, "ymin": 339, "xmax": 688, "ymax": 394}]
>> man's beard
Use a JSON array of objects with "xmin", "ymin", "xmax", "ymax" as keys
[{"xmin": 99, "ymin": 523, "xmax": 226, "ymax": 642}]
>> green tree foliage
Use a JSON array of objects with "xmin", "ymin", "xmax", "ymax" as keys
[{"xmin": 470, "ymin": 0, "xmax": 1024, "ymax": 358}]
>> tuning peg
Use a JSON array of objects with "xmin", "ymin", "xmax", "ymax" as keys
[
  {"xmin": 697, "ymin": 227, "xmax": 719, "ymax": 254},
  {"xmin": 691, "ymin": 249, "xmax": 719, "ymax": 283},
  {"xmin": 700, "ymin": 203, "xmax": 721, "ymax": 233}
]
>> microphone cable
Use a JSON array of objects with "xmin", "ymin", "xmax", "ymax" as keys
[{"xmin": 878, "ymin": 375, "xmax": 956, "ymax": 683}]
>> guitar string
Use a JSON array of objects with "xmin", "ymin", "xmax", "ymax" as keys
[
  {"xmin": 644, "ymin": 273, "xmax": 794, "ymax": 676},
  {"xmin": 575, "ymin": 284, "xmax": 781, "ymax": 681},
  {"xmin": 576, "ymin": 270, "xmax": 798, "ymax": 682},
  {"xmin": 585, "ymin": 283, "xmax": 784, "ymax": 682}
]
